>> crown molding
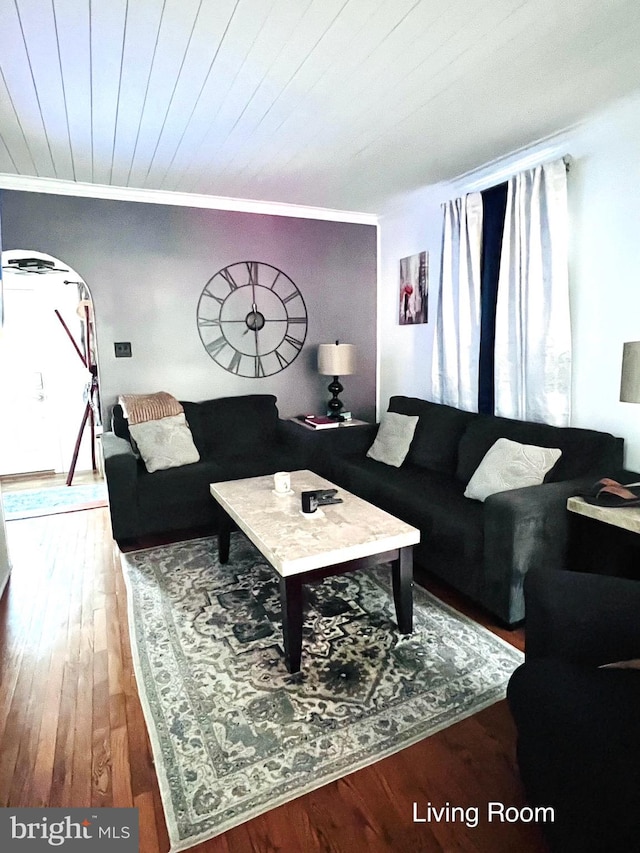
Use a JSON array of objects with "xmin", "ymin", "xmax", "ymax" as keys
[{"xmin": 0, "ymin": 173, "xmax": 378, "ymax": 226}]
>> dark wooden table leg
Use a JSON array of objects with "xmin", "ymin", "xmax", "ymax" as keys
[
  {"xmin": 279, "ymin": 575, "xmax": 303, "ymax": 673},
  {"xmin": 392, "ymin": 546, "xmax": 413, "ymax": 634},
  {"xmin": 218, "ymin": 510, "xmax": 231, "ymax": 564}
]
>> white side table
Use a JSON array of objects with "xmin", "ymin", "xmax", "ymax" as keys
[
  {"xmin": 566, "ymin": 496, "xmax": 640, "ymax": 577},
  {"xmin": 566, "ymin": 496, "xmax": 640, "ymax": 535}
]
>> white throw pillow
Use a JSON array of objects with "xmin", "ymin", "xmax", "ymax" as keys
[
  {"xmin": 128, "ymin": 413, "xmax": 200, "ymax": 473},
  {"xmin": 464, "ymin": 437, "xmax": 562, "ymax": 502},
  {"xmin": 366, "ymin": 412, "xmax": 419, "ymax": 468}
]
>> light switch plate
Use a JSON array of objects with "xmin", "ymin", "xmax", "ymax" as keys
[{"xmin": 114, "ymin": 342, "xmax": 132, "ymax": 358}]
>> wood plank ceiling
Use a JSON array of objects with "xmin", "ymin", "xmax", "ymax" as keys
[{"xmin": 1, "ymin": 0, "xmax": 640, "ymax": 212}]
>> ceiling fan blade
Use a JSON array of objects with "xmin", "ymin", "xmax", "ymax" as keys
[{"xmin": 3, "ymin": 258, "xmax": 69, "ymax": 273}]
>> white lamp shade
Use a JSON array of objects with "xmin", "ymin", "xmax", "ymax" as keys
[
  {"xmin": 317, "ymin": 343, "xmax": 355, "ymax": 376},
  {"xmin": 620, "ymin": 341, "xmax": 640, "ymax": 403}
]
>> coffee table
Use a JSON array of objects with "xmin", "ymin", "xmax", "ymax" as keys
[{"xmin": 210, "ymin": 469, "xmax": 420, "ymax": 673}]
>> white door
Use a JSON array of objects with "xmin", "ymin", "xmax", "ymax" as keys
[{"xmin": 0, "ymin": 286, "xmax": 59, "ymax": 474}]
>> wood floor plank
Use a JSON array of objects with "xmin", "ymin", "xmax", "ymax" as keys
[
  {"xmin": 0, "ymin": 522, "xmax": 53, "ymax": 745},
  {"xmin": 92, "ymin": 648, "xmax": 112, "ymax": 807},
  {"xmin": 107, "ymin": 590, "xmax": 125, "ymax": 698},
  {"xmin": 0, "ymin": 715, "xmax": 23, "ymax": 806},
  {"xmin": 70, "ymin": 514, "xmax": 97, "ymax": 810},
  {"xmin": 110, "ymin": 720, "xmax": 134, "ymax": 808},
  {"xmin": 136, "ymin": 790, "xmax": 163, "ymax": 853},
  {"xmin": 29, "ymin": 626, "xmax": 67, "ymax": 806},
  {"xmin": 50, "ymin": 657, "xmax": 80, "ymax": 807},
  {"xmin": 50, "ymin": 513, "xmax": 87, "ymax": 808},
  {"xmin": 148, "ymin": 766, "xmax": 172, "ymax": 853},
  {"xmin": 8, "ymin": 524, "xmax": 69, "ymax": 807},
  {"xmin": 0, "ymin": 498, "xmax": 548, "ymax": 853}
]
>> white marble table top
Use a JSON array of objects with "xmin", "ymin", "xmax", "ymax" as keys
[
  {"xmin": 210, "ymin": 469, "xmax": 420, "ymax": 577},
  {"xmin": 567, "ymin": 496, "xmax": 640, "ymax": 534}
]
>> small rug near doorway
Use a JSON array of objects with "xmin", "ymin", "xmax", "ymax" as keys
[
  {"xmin": 2, "ymin": 483, "xmax": 108, "ymax": 520},
  {"xmin": 121, "ymin": 535, "xmax": 523, "ymax": 852}
]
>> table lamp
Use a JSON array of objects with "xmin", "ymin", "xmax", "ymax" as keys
[
  {"xmin": 620, "ymin": 341, "xmax": 640, "ymax": 403},
  {"xmin": 318, "ymin": 341, "xmax": 356, "ymax": 418}
]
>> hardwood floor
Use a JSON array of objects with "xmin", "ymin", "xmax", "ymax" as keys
[
  {"xmin": 0, "ymin": 469, "xmax": 105, "ymax": 492},
  {"xmin": 0, "ymin": 501, "xmax": 549, "ymax": 853}
]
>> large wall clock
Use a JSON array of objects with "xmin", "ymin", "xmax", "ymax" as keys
[{"xmin": 196, "ymin": 261, "xmax": 308, "ymax": 377}]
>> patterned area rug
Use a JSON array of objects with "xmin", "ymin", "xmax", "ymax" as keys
[
  {"xmin": 2, "ymin": 483, "xmax": 108, "ymax": 520},
  {"xmin": 121, "ymin": 535, "xmax": 523, "ymax": 852}
]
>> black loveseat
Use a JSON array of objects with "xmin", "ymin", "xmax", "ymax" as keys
[
  {"xmin": 326, "ymin": 396, "xmax": 622, "ymax": 626},
  {"xmin": 102, "ymin": 394, "xmax": 306, "ymax": 542},
  {"xmin": 507, "ymin": 568, "xmax": 640, "ymax": 851}
]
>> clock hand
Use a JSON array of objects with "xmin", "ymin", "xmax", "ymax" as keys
[
  {"xmin": 243, "ymin": 303, "xmax": 262, "ymax": 337},
  {"xmin": 252, "ymin": 302, "xmax": 260, "ymax": 355}
]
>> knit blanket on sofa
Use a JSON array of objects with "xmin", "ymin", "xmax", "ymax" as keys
[
  {"xmin": 118, "ymin": 392, "xmax": 199, "ymax": 473},
  {"xmin": 119, "ymin": 391, "xmax": 184, "ymax": 425}
]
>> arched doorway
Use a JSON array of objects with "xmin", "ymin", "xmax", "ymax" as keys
[{"xmin": 0, "ymin": 250, "xmax": 99, "ymax": 479}]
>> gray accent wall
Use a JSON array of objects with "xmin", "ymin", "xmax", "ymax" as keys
[{"xmin": 1, "ymin": 191, "xmax": 377, "ymax": 422}]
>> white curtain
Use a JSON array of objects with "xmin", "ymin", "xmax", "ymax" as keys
[
  {"xmin": 494, "ymin": 158, "xmax": 570, "ymax": 425},
  {"xmin": 432, "ymin": 193, "xmax": 483, "ymax": 411}
]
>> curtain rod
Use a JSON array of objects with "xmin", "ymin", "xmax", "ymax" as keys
[{"xmin": 442, "ymin": 153, "xmax": 573, "ymax": 202}]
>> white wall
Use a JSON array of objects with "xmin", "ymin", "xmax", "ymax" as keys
[
  {"xmin": 1, "ymin": 194, "xmax": 378, "ymax": 423},
  {"xmin": 378, "ymin": 91, "xmax": 640, "ymax": 471},
  {"xmin": 377, "ymin": 181, "xmax": 445, "ymax": 404}
]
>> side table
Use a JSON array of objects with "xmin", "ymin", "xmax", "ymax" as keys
[
  {"xmin": 281, "ymin": 417, "xmax": 376, "ymax": 480},
  {"xmin": 567, "ymin": 493, "xmax": 640, "ymax": 579}
]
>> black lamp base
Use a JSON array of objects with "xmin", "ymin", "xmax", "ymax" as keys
[{"xmin": 327, "ymin": 376, "xmax": 344, "ymax": 418}]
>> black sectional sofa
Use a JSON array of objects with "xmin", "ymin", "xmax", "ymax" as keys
[
  {"xmin": 507, "ymin": 567, "xmax": 640, "ymax": 851},
  {"xmin": 102, "ymin": 394, "xmax": 306, "ymax": 542},
  {"xmin": 103, "ymin": 391, "xmax": 622, "ymax": 626},
  {"xmin": 325, "ymin": 396, "xmax": 622, "ymax": 626}
]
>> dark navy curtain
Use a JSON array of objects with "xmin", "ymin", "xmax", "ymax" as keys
[{"xmin": 478, "ymin": 182, "xmax": 508, "ymax": 414}]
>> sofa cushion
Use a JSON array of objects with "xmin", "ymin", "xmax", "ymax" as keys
[
  {"xmin": 136, "ymin": 451, "xmax": 297, "ymax": 513},
  {"xmin": 112, "ymin": 400, "xmax": 205, "ymax": 455},
  {"xmin": 388, "ymin": 396, "xmax": 476, "ymax": 475},
  {"xmin": 456, "ymin": 413, "xmax": 619, "ymax": 484},
  {"xmin": 129, "ymin": 413, "xmax": 200, "ymax": 473},
  {"xmin": 464, "ymin": 438, "xmax": 562, "ymax": 502},
  {"xmin": 206, "ymin": 449, "xmax": 299, "ymax": 482},
  {"xmin": 179, "ymin": 401, "xmax": 206, "ymax": 455},
  {"xmin": 136, "ymin": 459, "xmax": 225, "ymax": 510},
  {"xmin": 197, "ymin": 394, "xmax": 280, "ymax": 457},
  {"xmin": 339, "ymin": 456, "xmax": 485, "ymax": 567},
  {"xmin": 366, "ymin": 412, "xmax": 418, "ymax": 467},
  {"xmin": 507, "ymin": 658, "xmax": 640, "ymax": 852},
  {"xmin": 112, "ymin": 395, "xmax": 281, "ymax": 460}
]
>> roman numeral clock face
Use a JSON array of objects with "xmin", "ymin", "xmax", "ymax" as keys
[{"xmin": 196, "ymin": 261, "xmax": 308, "ymax": 377}]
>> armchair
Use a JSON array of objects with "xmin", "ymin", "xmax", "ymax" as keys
[{"xmin": 507, "ymin": 567, "xmax": 640, "ymax": 852}]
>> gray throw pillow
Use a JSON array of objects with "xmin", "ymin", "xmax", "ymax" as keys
[
  {"xmin": 366, "ymin": 412, "xmax": 419, "ymax": 468},
  {"xmin": 464, "ymin": 437, "xmax": 562, "ymax": 502},
  {"xmin": 128, "ymin": 413, "xmax": 200, "ymax": 473}
]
